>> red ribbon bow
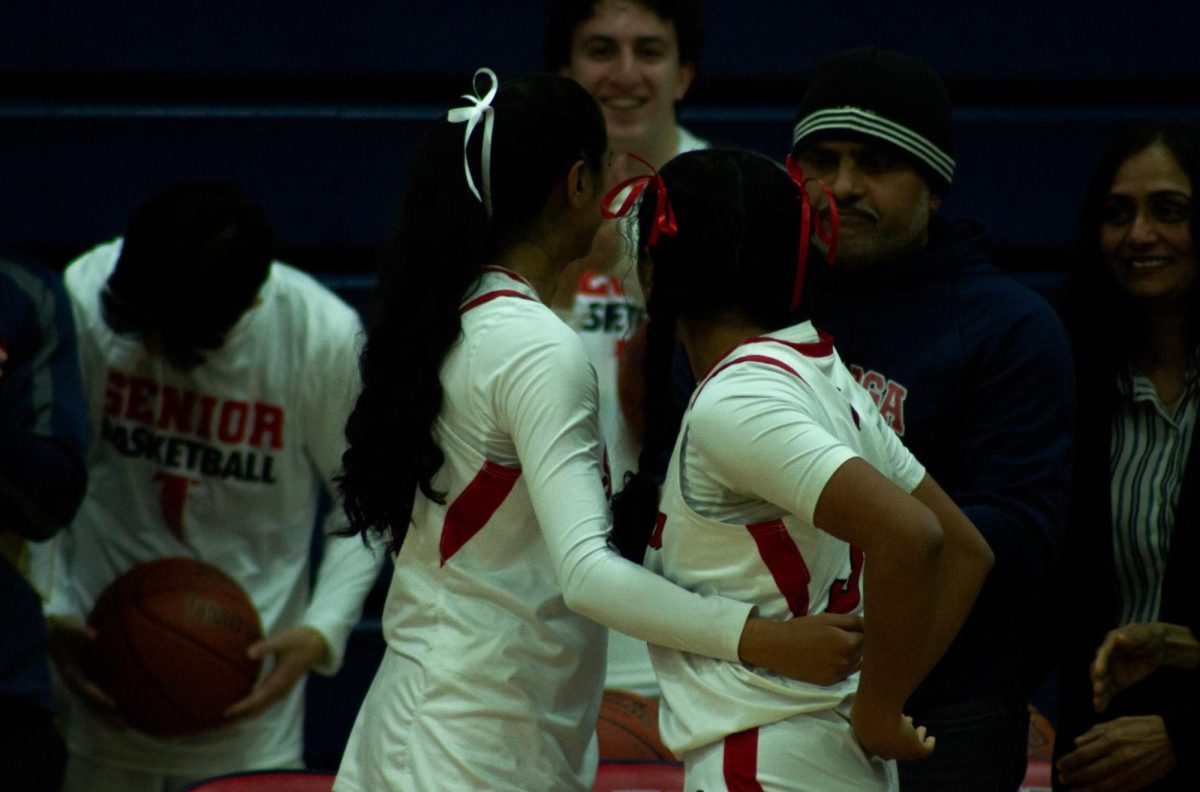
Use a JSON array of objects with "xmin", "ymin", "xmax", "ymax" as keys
[
  {"xmin": 600, "ymin": 153, "xmax": 677, "ymax": 246},
  {"xmin": 784, "ymin": 153, "xmax": 839, "ymax": 311}
]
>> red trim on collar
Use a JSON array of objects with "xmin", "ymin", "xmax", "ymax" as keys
[
  {"xmin": 481, "ymin": 265, "xmax": 535, "ymax": 290},
  {"xmin": 743, "ymin": 331, "xmax": 835, "ymax": 358},
  {"xmin": 459, "ymin": 289, "xmax": 537, "ymax": 314},
  {"xmin": 699, "ymin": 329, "xmax": 833, "ymax": 381}
]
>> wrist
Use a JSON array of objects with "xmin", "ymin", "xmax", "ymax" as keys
[
  {"xmin": 737, "ymin": 617, "xmax": 771, "ymax": 667},
  {"xmin": 851, "ymin": 684, "xmax": 903, "ymax": 723},
  {"xmin": 1163, "ymin": 624, "xmax": 1200, "ymax": 670}
]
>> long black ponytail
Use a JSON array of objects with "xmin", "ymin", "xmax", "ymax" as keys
[
  {"xmin": 611, "ymin": 149, "xmax": 820, "ymax": 560},
  {"xmin": 340, "ymin": 72, "xmax": 606, "ymax": 554}
]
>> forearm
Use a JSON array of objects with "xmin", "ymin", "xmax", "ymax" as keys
[
  {"xmin": 562, "ymin": 543, "xmax": 751, "ymax": 662},
  {"xmin": 855, "ymin": 529, "xmax": 942, "ymax": 719},
  {"xmin": 910, "ymin": 476, "xmax": 994, "ymax": 675},
  {"xmin": 301, "ymin": 514, "xmax": 386, "ymax": 675}
]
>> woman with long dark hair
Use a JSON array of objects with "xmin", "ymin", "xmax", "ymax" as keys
[
  {"xmin": 333, "ymin": 71, "xmax": 836, "ymax": 792},
  {"xmin": 610, "ymin": 148, "xmax": 993, "ymax": 789},
  {"xmin": 1056, "ymin": 123, "xmax": 1200, "ymax": 791}
]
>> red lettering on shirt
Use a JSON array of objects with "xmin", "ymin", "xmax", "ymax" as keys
[
  {"xmin": 103, "ymin": 367, "xmax": 287, "ymax": 448},
  {"xmin": 859, "ymin": 370, "xmax": 887, "ymax": 406},
  {"xmin": 217, "ymin": 401, "xmax": 249, "ymax": 444},
  {"xmin": 103, "ymin": 370, "xmax": 126, "ymax": 416},
  {"xmin": 125, "ymin": 375, "xmax": 158, "ymax": 423},
  {"xmin": 847, "ymin": 365, "xmax": 908, "ymax": 437},
  {"xmin": 198, "ymin": 395, "xmax": 217, "ymax": 440},
  {"xmin": 577, "ymin": 272, "xmax": 624, "ymax": 298},
  {"xmin": 156, "ymin": 385, "xmax": 196, "ymax": 433},
  {"xmin": 878, "ymin": 380, "xmax": 908, "ymax": 436},
  {"xmin": 249, "ymin": 403, "xmax": 285, "ymax": 450}
]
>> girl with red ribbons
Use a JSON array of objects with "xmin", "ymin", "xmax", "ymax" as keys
[
  {"xmin": 333, "ymin": 71, "xmax": 859, "ymax": 792},
  {"xmin": 609, "ymin": 148, "xmax": 994, "ymax": 790}
]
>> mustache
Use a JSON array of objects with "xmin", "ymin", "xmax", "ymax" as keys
[
  {"xmin": 826, "ymin": 204, "xmax": 878, "ymax": 223},
  {"xmin": 807, "ymin": 191, "xmax": 877, "ymax": 224}
]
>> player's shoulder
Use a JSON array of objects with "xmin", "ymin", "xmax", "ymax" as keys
[
  {"xmin": 265, "ymin": 262, "xmax": 354, "ymax": 309},
  {"xmin": 261, "ymin": 263, "xmax": 361, "ymax": 330},
  {"xmin": 60, "ymin": 240, "xmax": 124, "ymax": 333},
  {"xmin": 481, "ymin": 296, "xmax": 581, "ymax": 354},
  {"xmin": 63, "ymin": 239, "xmax": 121, "ymax": 299},
  {"xmin": 692, "ymin": 346, "xmax": 810, "ymax": 420}
]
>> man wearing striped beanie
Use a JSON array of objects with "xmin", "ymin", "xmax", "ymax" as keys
[{"xmin": 791, "ymin": 47, "xmax": 1074, "ymax": 791}]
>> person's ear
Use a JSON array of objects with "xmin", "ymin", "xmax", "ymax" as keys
[
  {"xmin": 675, "ymin": 62, "xmax": 697, "ymax": 102},
  {"xmin": 566, "ymin": 160, "xmax": 594, "ymax": 209},
  {"xmin": 929, "ymin": 192, "xmax": 943, "ymax": 214}
]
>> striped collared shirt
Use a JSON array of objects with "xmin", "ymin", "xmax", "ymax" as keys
[{"xmin": 1111, "ymin": 361, "xmax": 1199, "ymax": 625}]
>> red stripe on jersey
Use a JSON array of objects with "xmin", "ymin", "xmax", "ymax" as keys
[
  {"xmin": 746, "ymin": 519, "xmax": 811, "ymax": 617},
  {"xmin": 480, "ymin": 266, "xmax": 535, "ymax": 289},
  {"xmin": 743, "ymin": 330, "xmax": 835, "ymax": 358},
  {"xmin": 459, "ymin": 289, "xmax": 537, "ymax": 314},
  {"xmin": 439, "ymin": 460, "xmax": 522, "ymax": 565},
  {"xmin": 576, "ymin": 271, "xmax": 624, "ymax": 297},
  {"xmin": 723, "ymin": 727, "xmax": 765, "ymax": 792}
]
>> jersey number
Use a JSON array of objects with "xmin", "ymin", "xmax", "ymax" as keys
[
  {"xmin": 154, "ymin": 471, "xmax": 201, "ymax": 539},
  {"xmin": 827, "ymin": 546, "xmax": 865, "ymax": 614},
  {"xmin": 648, "ymin": 512, "xmax": 667, "ymax": 550}
]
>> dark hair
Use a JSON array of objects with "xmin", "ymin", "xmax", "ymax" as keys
[
  {"xmin": 339, "ymin": 72, "xmax": 607, "ymax": 554},
  {"xmin": 543, "ymin": 0, "xmax": 705, "ymax": 73},
  {"xmin": 611, "ymin": 148, "xmax": 814, "ymax": 560},
  {"xmin": 102, "ymin": 181, "xmax": 275, "ymax": 371},
  {"xmin": 1071, "ymin": 122, "xmax": 1200, "ymax": 399}
]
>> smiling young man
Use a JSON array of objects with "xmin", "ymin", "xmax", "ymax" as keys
[
  {"xmin": 546, "ymin": 0, "xmax": 702, "ymax": 180},
  {"xmin": 791, "ymin": 48, "xmax": 1075, "ymax": 790}
]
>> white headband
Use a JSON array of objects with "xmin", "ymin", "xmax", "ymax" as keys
[{"xmin": 447, "ymin": 67, "xmax": 499, "ymax": 217}]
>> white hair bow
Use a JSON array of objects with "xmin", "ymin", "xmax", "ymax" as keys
[{"xmin": 446, "ymin": 67, "xmax": 499, "ymax": 217}]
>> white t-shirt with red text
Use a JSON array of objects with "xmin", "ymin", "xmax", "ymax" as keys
[{"xmin": 48, "ymin": 240, "xmax": 383, "ymax": 776}]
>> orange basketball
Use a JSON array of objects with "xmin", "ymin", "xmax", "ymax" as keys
[
  {"xmin": 85, "ymin": 557, "xmax": 263, "ymax": 736},
  {"xmin": 596, "ymin": 689, "xmax": 676, "ymax": 761}
]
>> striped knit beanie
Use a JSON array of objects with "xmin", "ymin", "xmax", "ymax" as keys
[{"xmin": 792, "ymin": 47, "xmax": 955, "ymax": 192}]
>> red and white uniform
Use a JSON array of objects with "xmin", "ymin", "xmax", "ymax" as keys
[
  {"xmin": 45, "ymin": 240, "xmax": 383, "ymax": 782},
  {"xmin": 335, "ymin": 268, "xmax": 753, "ymax": 792},
  {"xmin": 646, "ymin": 321, "xmax": 925, "ymax": 791}
]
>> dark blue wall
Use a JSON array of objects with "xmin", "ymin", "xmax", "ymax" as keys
[
  {"xmin": 2, "ymin": 1, "xmax": 1199, "ymax": 274},
  {"xmin": 6, "ymin": 2, "xmax": 1199, "ymax": 83}
]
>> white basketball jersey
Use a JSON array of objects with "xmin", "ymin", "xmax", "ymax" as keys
[{"xmin": 646, "ymin": 321, "xmax": 925, "ymax": 753}]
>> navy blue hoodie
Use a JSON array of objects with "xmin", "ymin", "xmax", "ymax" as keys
[{"xmin": 808, "ymin": 216, "xmax": 1074, "ymax": 706}]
